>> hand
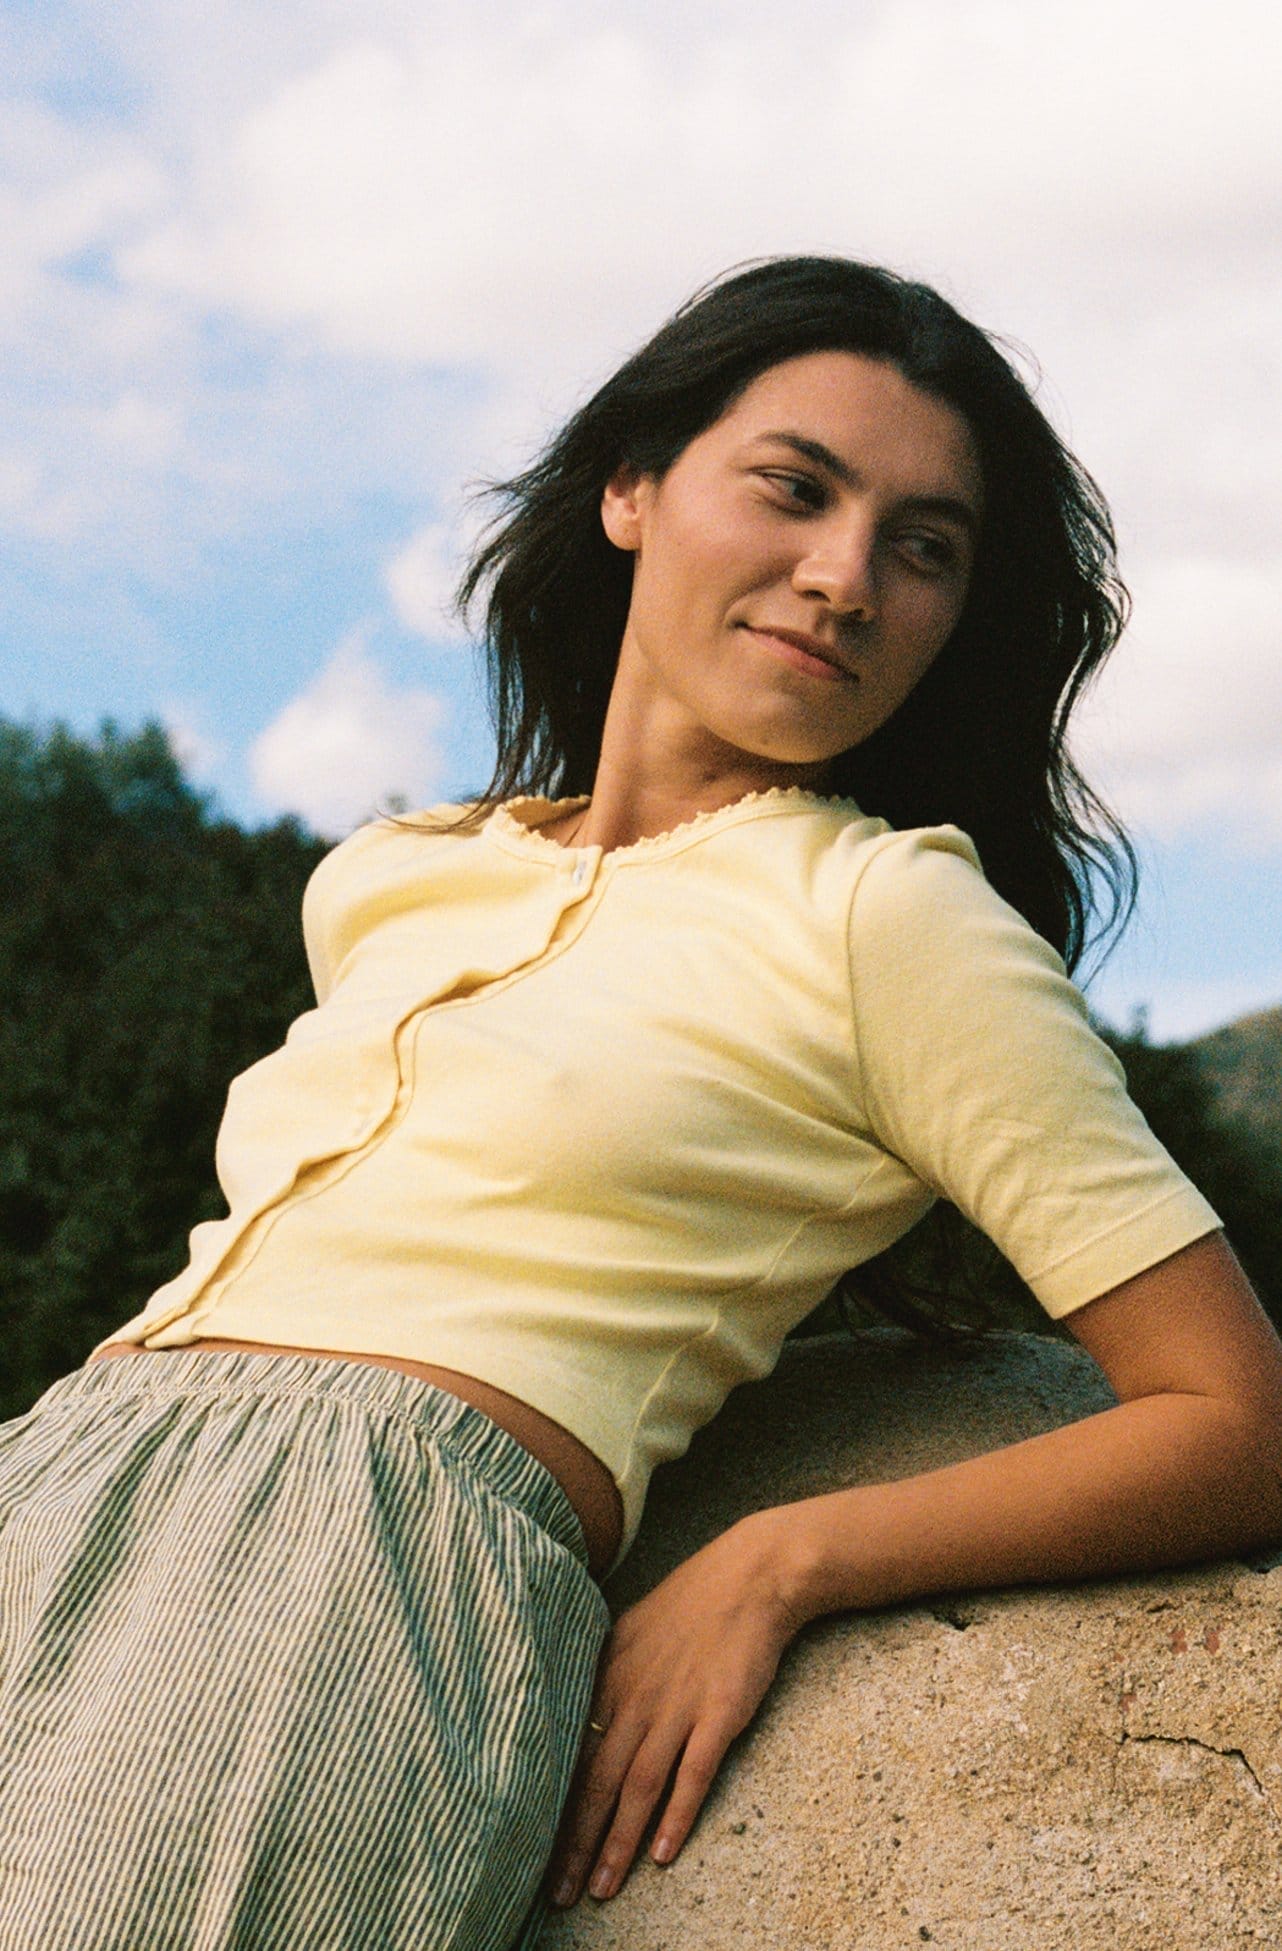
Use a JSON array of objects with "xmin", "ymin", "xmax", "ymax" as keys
[{"xmin": 548, "ymin": 1510, "xmax": 806, "ymax": 1907}]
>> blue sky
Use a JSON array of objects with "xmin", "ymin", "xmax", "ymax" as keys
[{"xmin": 3, "ymin": 0, "xmax": 1280, "ymax": 1040}]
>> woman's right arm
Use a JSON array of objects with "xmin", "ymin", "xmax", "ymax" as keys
[{"xmin": 550, "ymin": 1228, "xmax": 1282, "ymax": 1907}]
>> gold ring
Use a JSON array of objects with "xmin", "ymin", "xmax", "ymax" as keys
[{"xmin": 588, "ymin": 1718, "xmax": 608, "ymax": 1736}]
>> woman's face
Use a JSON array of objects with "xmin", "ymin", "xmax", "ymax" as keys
[{"xmin": 602, "ymin": 350, "xmax": 984, "ymax": 780}]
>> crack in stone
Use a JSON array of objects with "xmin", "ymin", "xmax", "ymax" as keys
[
  {"xmin": 1119, "ymin": 1730, "xmax": 1266, "ymax": 1798},
  {"xmin": 926, "ymin": 1605, "xmax": 971, "ymax": 1632}
]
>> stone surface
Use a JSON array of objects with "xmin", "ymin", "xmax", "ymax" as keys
[{"xmin": 540, "ymin": 1330, "xmax": 1282, "ymax": 1950}]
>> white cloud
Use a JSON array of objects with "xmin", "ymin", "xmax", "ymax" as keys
[
  {"xmin": 0, "ymin": 105, "xmax": 208, "ymax": 556},
  {"xmin": 0, "ymin": 106, "xmax": 169, "ymax": 331},
  {"xmin": 248, "ymin": 635, "xmax": 447, "ymax": 835},
  {"xmin": 1072, "ymin": 555, "xmax": 1282, "ymax": 849},
  {"xmin": 114, "ymin": 3, "xmax": 1281, "ymax": 380},
  {"xmin": 81, "ymin": 391, "xmax": 186, "ymax": 469},
  {"xmin": 10, "ymin": 2, "xmax": 1281, "ymax": 574},
  {"xmin": 0, "ymin": 449, "xmax": 48, "ymax": 526},
  {"xmin": 384, "ymin": 520, "xmax": 470, "ymax": 642}
]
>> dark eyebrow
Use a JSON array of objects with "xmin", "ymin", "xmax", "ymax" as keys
[{"xmin": 755, "ymin": 432, "xmax": 981, "ymax": 537}]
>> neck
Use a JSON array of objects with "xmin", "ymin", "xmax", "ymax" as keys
[{"xmin": 562, "ymin": 672, "xmax": 831, "ymax": 855}]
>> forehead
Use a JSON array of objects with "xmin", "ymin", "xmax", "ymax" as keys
[{"xmin": 709, "ymin": 350, "xmax": 983, "ymax": 501}]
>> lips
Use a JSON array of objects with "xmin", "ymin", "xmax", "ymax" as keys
[{"xmin": 745, "ymin": 625, "xmax": 855, "ymax": 682}]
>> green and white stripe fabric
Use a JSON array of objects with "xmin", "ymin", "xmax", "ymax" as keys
[{"xmin": 0, "ymin": 1349, "xmax": 610, "ymax": 1949}]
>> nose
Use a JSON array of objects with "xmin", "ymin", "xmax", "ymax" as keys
[{"xmin": 792, "ymin": 518, "xmax": 878, "ymax": 618}]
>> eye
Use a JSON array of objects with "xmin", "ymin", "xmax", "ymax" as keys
[
  {"xmin": 896, "ymin": 530, "xmax": 959, "ymax": 574},
  {"xmin": 757, "ymin": 470, "xmax": 827, "ymax": 512}
]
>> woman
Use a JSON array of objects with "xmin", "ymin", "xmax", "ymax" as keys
[{"xmin": 3, "ymin": 257, "xmax": 1280, "ymax": 1950}]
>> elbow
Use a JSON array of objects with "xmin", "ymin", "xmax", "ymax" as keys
[{"xmin": 1218, "ymin": 1395, "xmax": 1282, "ymax": 1556}]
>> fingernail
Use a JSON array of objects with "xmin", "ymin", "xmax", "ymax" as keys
[
  {"xmin": 552, "ymin": 1877, "xmax": 576, "ymax": 1908},
  {"xmin": 589, "ymin": 1865, "xmax": 615, "ymax": 1900},
  {"xmin": 653, "ymin": 1834, "xmax": 675, "ymax": 1864}
]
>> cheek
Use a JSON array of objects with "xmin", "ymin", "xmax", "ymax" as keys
[
  {"xmin": 902, "ymin": 581, "xmax": 967, "ymax": 665},
  {"xmin": 656, "ymin": 496, "xmax": 781, "ymax": 590},
  {"xmin": 628, "ymin": 492, "xmax": 797, "ymax": 644}
]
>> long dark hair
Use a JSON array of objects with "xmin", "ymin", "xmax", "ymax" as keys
[{"xmin": 457, "ymin": 255, "xmax": 1135, "ymax": 975}]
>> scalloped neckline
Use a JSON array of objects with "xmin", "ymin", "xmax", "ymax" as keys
[{"xmin": 488, "ymin": 784, "xmax": 861, "ymax": 862}]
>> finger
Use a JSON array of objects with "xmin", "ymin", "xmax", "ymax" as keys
[
  {"xmin": 548, "ymin": 1720, "xmax": 640, "ymax": 1907},
  {"xmin": 649, "ymin": 1718, "xmax": 734, "ymax": 1864},
  {"xmin": 584, "ymin": 1724, "xmax": 692, "ymax": 1901}
]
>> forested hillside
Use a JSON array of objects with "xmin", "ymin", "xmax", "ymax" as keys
[
  {"xmin": 2, "ymin": 719, "xmax": 1278, "ymax": 1420},
  {"xmin": 1192, "ymin": 1007, "xmax": 1282, "ymax": 1159}
]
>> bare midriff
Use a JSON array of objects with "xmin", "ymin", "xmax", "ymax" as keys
[{"xmin": 88, "ymin": 1339, "xmax": 622, "ymax": 1578}]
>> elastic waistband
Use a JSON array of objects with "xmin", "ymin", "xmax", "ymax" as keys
[{"xmin": 55, "ymin": 1350, "xmax": 590, "ymax": 1566}]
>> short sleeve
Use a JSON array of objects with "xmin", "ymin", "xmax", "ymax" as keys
[{"xmin": 847, "ymin": 827, "xmax": 1221, "ymax": 1318}]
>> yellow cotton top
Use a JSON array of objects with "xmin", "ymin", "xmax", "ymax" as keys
[{"xmin": 100, "ymin": 787, "xmax": 1220, "ymax": 1558}]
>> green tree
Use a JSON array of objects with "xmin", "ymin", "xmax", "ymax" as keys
[{"xmin": 0, "ymin": 719, "xmax": 327, "ymax": 1416}]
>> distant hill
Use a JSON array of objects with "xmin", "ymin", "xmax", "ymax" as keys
[{"xmin": 1189, "ymin": 1005, "xmax": 1282, "ymax": 1159}]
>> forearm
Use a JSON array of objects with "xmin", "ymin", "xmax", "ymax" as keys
[{"xmin": 769, "ymin": 1389, "xmax": 1282, "ymax": 1627}]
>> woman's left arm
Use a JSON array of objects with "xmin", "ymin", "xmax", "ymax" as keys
[{"xmin": 550, "ymin": 1230, "xmax": 1282, "ymax": 1907}]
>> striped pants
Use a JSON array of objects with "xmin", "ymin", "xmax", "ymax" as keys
[{"xmin": 0, "ymin": 1349, "xmax": 611, "ymax": 1950}]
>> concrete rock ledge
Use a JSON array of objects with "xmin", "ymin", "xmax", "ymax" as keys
[{"xmin": 540, "ymin": 1330, "xmax": 1282, "ymax": 1950}]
